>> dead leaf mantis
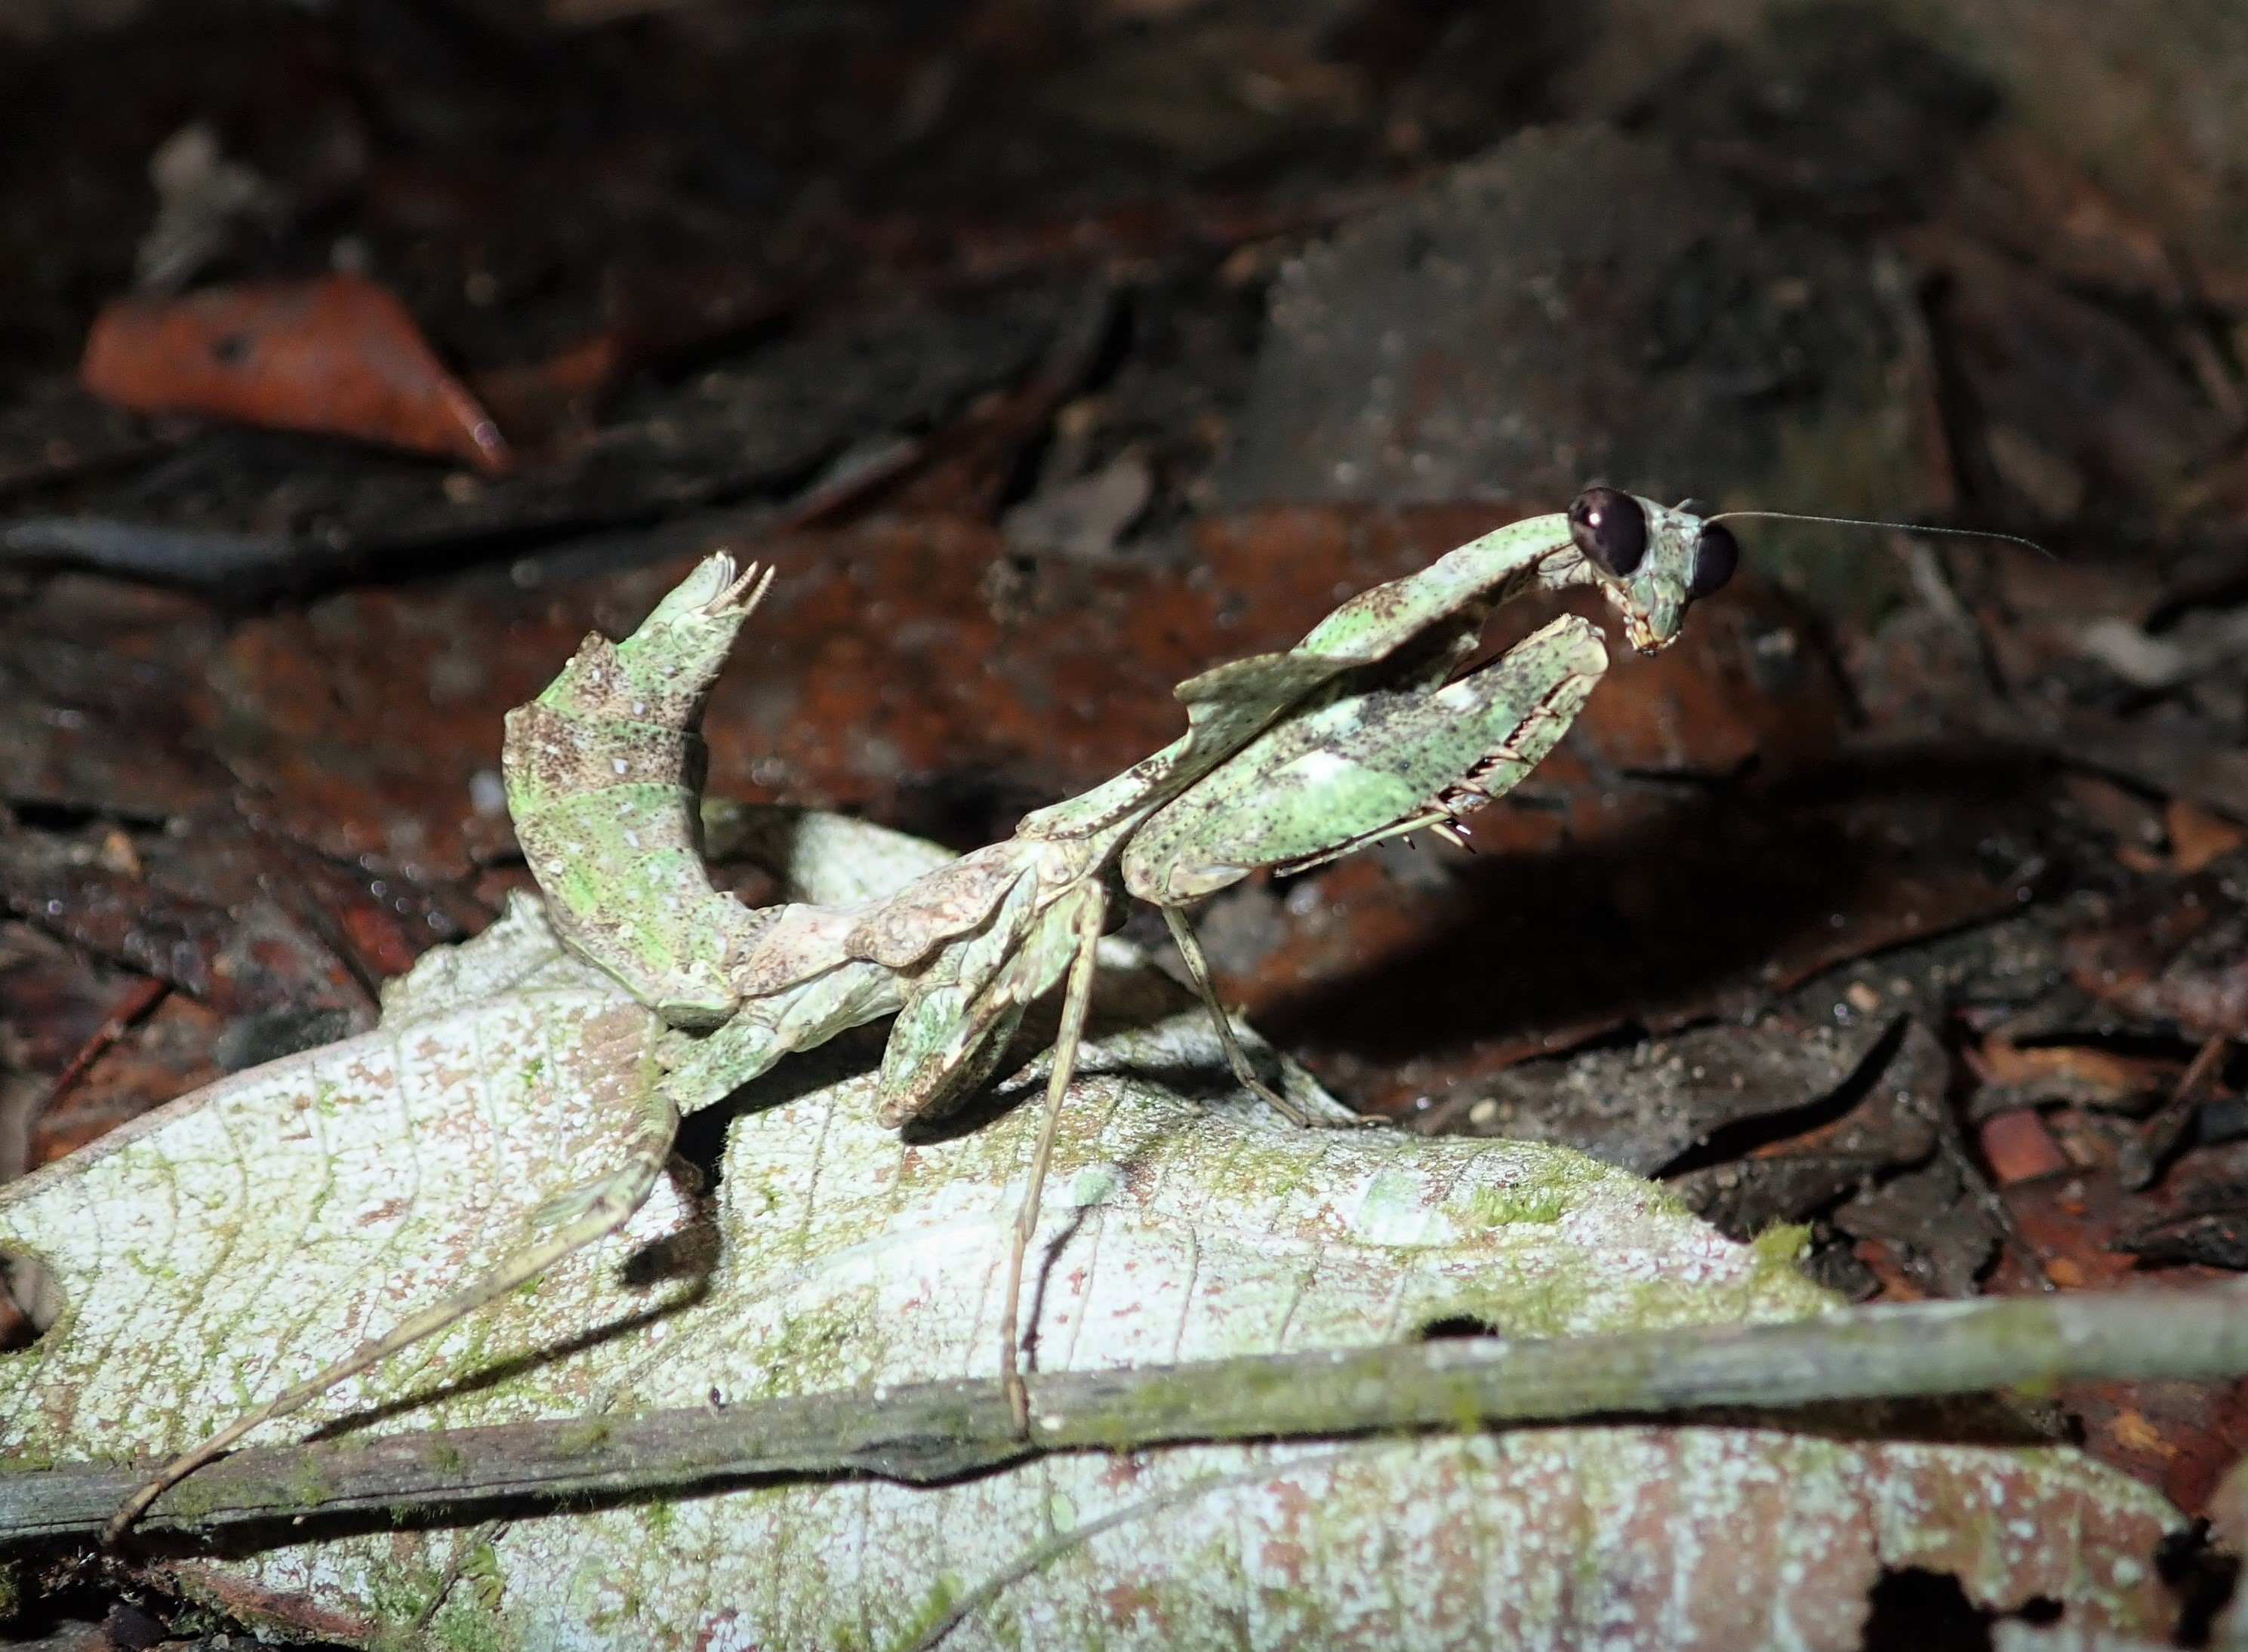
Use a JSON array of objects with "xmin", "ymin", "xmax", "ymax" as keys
[{"xmin": 111, "ymin": 486, "xmax": 1738, "ymax": 1536}]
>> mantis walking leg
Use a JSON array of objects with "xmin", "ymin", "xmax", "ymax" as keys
[
  {"xmin": 998, "ymin": 884, "xmax": 1107, "ymax": 1435},
  {"xmin": 1159, "ymin": 906, "xmax": 1318, "ymax": 1127}
]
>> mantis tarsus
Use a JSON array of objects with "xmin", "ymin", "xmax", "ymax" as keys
[{"xmin": 112, "ymin": 485, "xmax": 1738, "ymax": 1536}]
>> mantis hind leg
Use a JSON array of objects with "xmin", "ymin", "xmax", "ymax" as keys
[
  {"xmin": 107, "ymin": 1084, "xmax": 683, "ymax": 1543},
  {"xmin": 1160, "ymin": 906, "xmax": 1380, "ymax": 1130},
  {"xmin": 998, "ymin": 884, "xmax": 1107, "ymax": 1436}
]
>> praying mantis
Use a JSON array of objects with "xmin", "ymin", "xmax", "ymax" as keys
[{"xmin": 111, "ymin": 485, "xmax": 1739, "ymax": 1536}]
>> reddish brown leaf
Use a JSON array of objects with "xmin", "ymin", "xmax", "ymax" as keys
[
  {"xmin": 2169, "ymin": 798, "xmax": 2246, "ymax": 873},
  {"xmin": 467, "ymin": 334, "xmax": 624, "ymax": 451},
  {"xmin": 81, "ymin": 275, "xmax": 512, "ymax": 475},
  {"xmin": 1904, "ymin": 227, "xmax": 2227, "ymax": 509},
  {"xmin": 0, "ymin": 842, "xmax": 365, "ymax": 1021},
  {"xmin": 1971, "ymin": 1039, "xmax": 2175, "ymax": 1112},
  {"xmin": 1979, "ymin": 1108, "xmax": 2073, "ymax": 1184},
  {"xmin": 27, "ymin": 993, "xmax": 223, "ymax": 1169}
]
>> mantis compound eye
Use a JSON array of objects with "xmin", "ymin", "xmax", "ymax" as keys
[
  {"xmin": 1568, "ymin": 487, "xmax": 1646, "ymax": 578},
  {"xmin": 1689, "ymin": 522, "xmax": 1739, "ymax": 599}
]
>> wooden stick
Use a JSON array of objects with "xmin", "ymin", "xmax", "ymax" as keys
[{"xmin": 29, "ymin": 1281, "xmax": 2248, "ymax": 1546}]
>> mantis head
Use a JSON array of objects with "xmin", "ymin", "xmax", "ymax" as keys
[{"xmin": 1563, "ymin": 487, "xmax": 1738, "ymax": 655}]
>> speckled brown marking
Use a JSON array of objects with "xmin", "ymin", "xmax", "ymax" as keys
[
  {"xmin": 842, "ymin": 843, "xmax": 1036, "ymax": 971},
  {"xmin": 725, "ymin": 903, "xmax": 865, "ymax": 998},
  {"xmin": 504, "ymin": 703, "xmax": 705, "ymax": 813}
]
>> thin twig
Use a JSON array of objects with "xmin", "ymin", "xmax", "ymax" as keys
[
  {"xmin": 36, "ymin": 977, "xmax": 168, "ymax": 1121},
  {"xmin": 2121, "ymin": 1034, "xmax": 2230, "ymax": 1191},
  {"xmin": 19, "ymin": 1282, "xmax": 2248, "ymax": 1546}
]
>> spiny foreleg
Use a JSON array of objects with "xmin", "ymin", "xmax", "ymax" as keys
[{"xmin": 1124, "ymin": 615, "xmax": 1609, "ymax": 1117}]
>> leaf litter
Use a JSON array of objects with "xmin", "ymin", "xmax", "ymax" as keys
[
  {"xmin": 7, "ymin": 0, "xmax": 2248, "ymax": 1641},
  {"xmin": 0, "ymin": 847, "xmax": 2193, "ymax": 1648}
]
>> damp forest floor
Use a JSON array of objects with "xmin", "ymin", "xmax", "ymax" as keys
[{"xmin": 8, "ymin": 0, "xmax": 2248, "ymax": 1645}]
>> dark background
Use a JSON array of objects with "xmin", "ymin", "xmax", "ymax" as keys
[{"xmin": 5, "ymin": 1, "xmax": 2248, "ymax": 1643}]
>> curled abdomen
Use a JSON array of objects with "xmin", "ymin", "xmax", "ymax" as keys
[{"xmin": 503, "ymin": 552, "xmax": 775, "ymax": 1029}]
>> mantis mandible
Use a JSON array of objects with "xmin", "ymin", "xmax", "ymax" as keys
[{"xmin": 112, "ymin": 486, "xmax": 1737, "ymax": 1534}]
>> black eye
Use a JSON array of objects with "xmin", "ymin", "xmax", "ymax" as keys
[
  {"xmin": 1689, "ymin": 523, "xmax": 1738, "ymax": 598},
  {"xmin": 1568, "ymin": 487, "xmax": 1646, "ymax": 578}
]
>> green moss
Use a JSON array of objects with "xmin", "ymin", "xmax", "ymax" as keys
[
  {"xmin": 756, "ymin": 1293, "xmax": 874, "ymax": 1397},
  {"xmin": 366, "ymin": 1555, "xmax": 452, "ymax": 1648},
  {"xmin": 554, "ymin": 1419, "xmax": 613, "ymax": 1455},
  {"xmin": 285, "ymin": 1457, "xmax": 335, "ymax": 1510},
  {"xmin": 433, "ymin": 1604, "xmax": 512, "ymax": 1652},
  {"xmin": 1465, "ymin": 1183, "xmax": 1567, "ymax": 1226},
  {"xmin": 141, "ymin": 1468, "xmax": 219, "ymax": 1527},
  {"xmin": 887, "ymin": 1571, "xmax": 965, "ymax": 1650},
  {"xmin": 1480, "ymin": 1269, "xmax": 1661, "ymax": 1340},
  {"xmin": 2011, "ymin": 1372, "xmax": 2062, "ymax": 1403},
  {"xmin": 1751, "ymin": 1222, "xmax": 1813, "ymax": 1268},
  {"xmin": 430, "ymin": 1542, "xmax": 513, "ymax": 1652},
  {"xmin": 1139, "ymin": 1109, "xmax": 1326, "ymax": 1211}
]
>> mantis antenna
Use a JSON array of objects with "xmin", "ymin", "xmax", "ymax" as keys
[{"xmin": 1701, "ymin": 508, "xmax": 2052, "ymax": 558}]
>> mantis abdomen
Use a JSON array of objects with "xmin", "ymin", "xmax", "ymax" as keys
[{"xmin": 503, "ymin": 554, "xmax": 777, "ymax": 1031}]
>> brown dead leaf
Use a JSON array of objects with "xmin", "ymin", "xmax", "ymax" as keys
[
  {"xmin": 1979, "ymin": 1108, "xmax": 2073, "ymax": 1185},
  {"xmin": 1420, "ymin": 1013, "xmax": 1891, "ymax": 1172},
  {"xmin": 2169, "ymin": 798, "xmax": 2246, "ymax": 873},
  {"xmin": 0, "ymin": 839, "xmax": 362, "ymax": 1021},
  {"xmin": 28, "ymin": 992, "xmax": 222, "ymax": 1168},
  {"xmin": 1670, "ymin": 1021, "xmax": 1949, "ymax": 1241},
  {"xmin": 1905, "ymin": 228, "xmax": 2227, "ymax": 515},
  {"xmin": 1942, "ymin": 128, "xmax": 2188, "ymax": 306},
  {"xmin": 1971, "ymin": 1039, "xmax": 2175, "ymax": 1112},
  {"xmin": 81, "ymin": 275, "xmax": 512, "ymax": 475},
  {"xmin": 2068, "ymin": 870, "xmax": 2248, "ymax": 1038}
]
